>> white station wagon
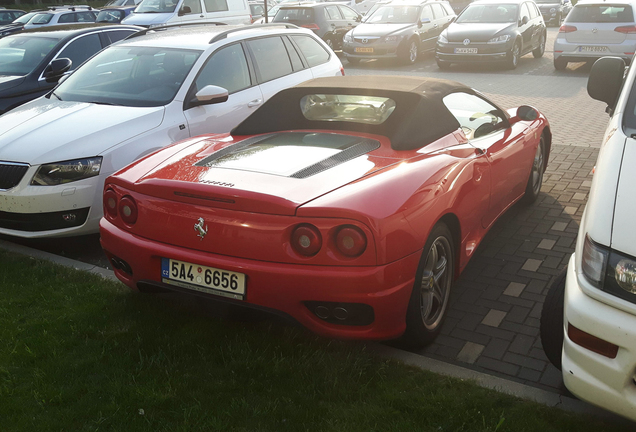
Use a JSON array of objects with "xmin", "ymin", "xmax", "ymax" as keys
[
  {"xmin": 541, "ymin": 56, "xmax": 636, "ymax": 422},
  {"xmin": 0, "ymin": 23, "xmax": 344, "ymax": 238}
]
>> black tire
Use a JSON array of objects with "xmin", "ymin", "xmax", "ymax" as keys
[
  {"xmin": 522, "ymin": 135, "xmax": 545, "ymax": 204},
  {"xmin": 401, "ymin": 222, "xmax": 455, "ymax": 348},
  {"xmin": 347, "ymin": 56, "xmax": 360, "ymax": 65},
  {"xmin": 506, "ymin": 41, "xmax": 521, "ymax": 69},
  {"xmin": 436, "ymin": 58, "xmax": 451, "ymax": 69},
  {"xmin": 554, "ymin": 57, "xmax": 567, "ymax": 70},
  {"xmin": 399, "ymin": 39, "xmax": 419, "ymax": 64},
  {"xmin": 533, "ymin": 32, "xmax": 545, "ymax": 58},
  {"xmin": 540, "ymin": 266, "xmax": 567, "ymax": 370}
]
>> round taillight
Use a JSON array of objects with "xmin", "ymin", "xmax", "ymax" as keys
[
  {"xmin": 336, "ymin": 226, "xmax": 367, "ymax": 257},
  {"xmin": 118, "ymin": 196, "xmax": 138, "ymax": 225},
  {"xmin": 103, "ymin": 189, "xmax": 118, "ymax": 219},
  {"xmin": 291, "ymin": 224, "xmax": 322, "ymax": 256}
]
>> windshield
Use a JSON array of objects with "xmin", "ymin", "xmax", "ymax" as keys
[
  {"xmin": 53, "ymin": 46, "xmax": 201, "ymax": 107},
  {"xmin": 568, "ymin": 5, "xmax": 634, "ymax": 23},
  {"xmin": 96, "ymin": 9, "xmax": 125, "ymax": 22},
  {"xmin": 135, "ymin": 0, "xmax": 178, "ymax": 13},
  {"xmin": 456, "ymin": 4, "xmax": 519, "ymax": 23},
  {"xmin": 0, "ymin": 35, "xmax": 59, "ymax": 76},
  {"xmin": 366, "ymin": 6, "xmax": 419, "ymax": 24},
  {"xmin": 13, "ymin": 12, "xmax": 37, "ymax": 24},
  {"xmin": 28, "ymin": 13, "xmax": 54, "ymax": 25}
]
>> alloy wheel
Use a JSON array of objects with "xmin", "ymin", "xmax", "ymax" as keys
[
  {"xmin": 419, "ymin": 235, "xmax": 452, "ymax": 330},
  {"xmin": 409, "ymin": 41, "xmax": 418, "ymax": 63},
  {"xmin": 531, "ymin": 142, "xmax": 544, "ymax": 195}
]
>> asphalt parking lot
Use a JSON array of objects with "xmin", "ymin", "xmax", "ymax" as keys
[{"xmin": 4, "ymin": 27, "xmax": 608, "ymax": 394}]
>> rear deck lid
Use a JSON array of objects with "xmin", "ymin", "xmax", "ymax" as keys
[{"xmin": 565, "ymin": 4, "xmax": 633, "ymax": 44}]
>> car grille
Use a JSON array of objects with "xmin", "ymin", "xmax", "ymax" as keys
[
  {"xmin": 0, "ymin": 162, "xmax": 29, "ymax": 190},
  {"xmin": 354, "ymin": 37, "xmax": 380, "ymax": 44}
]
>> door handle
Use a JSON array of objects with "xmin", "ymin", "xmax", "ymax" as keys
[
  {"xmin": 248, "ymin": 99, "xmax": 263, "ymax": 108},
  {"xmin": 433, "ymin": 23, "xmax": 438, "ymax": 28},
  {"xmin": 200, "ymin": 14, "xmax": 204, "ymax": 17}
]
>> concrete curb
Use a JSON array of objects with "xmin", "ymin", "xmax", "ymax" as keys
[
  {"xmin": 368, "ymin": 343, "xmax": 630, "ymax": 424},
  {"xmin": 0, "ymin": 239, "xmax": 118, "ymax": 282},
  {"xmin": 0, "ymin": 239, "xmax": 629, "ymax": 425}
]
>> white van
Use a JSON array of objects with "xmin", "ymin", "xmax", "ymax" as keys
[{"xmin": 121, "ymin": 0, "xmax": 251, "ymax": 27}]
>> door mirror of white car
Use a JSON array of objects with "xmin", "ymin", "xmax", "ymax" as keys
[
  {"xmin": 43, "ymin": 58, "xmax": 72, "ymax": 83},
  {"xmin": 588, "ymin": 57, "xmax": 626, "ymax": 115},
  {"xmin": 191, "ymin": 85, "xmax": 229, "ymax": 108},
  {"xmin": 520, "ymin": 16, "xmax": 528, "ymax": 26},
  {"xmin": 178, "ymin": 5, "xmax": 191, "ymax": 16}
]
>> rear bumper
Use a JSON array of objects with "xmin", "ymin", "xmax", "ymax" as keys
[
  {"xmin": 554, "ymin": 38, "xmax": 636, "ymax": 63},
  {"xmin": 562, "ymin": 254, "xmax": 636, "ymax": 422},
  {"xmin": 100, "ymin": 218, "xmax": 420, "ymax": 341}
]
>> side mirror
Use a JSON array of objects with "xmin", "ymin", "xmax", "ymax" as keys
[
  {"xmin": 516, "ymin": 105, "xmax": 539, "ymax": 121},
  {"xmin": 450, "ymin": 16, "xmax": 456, "ymax": 23},
  {"xmin": 43, "ymin": 58, "xmax": 72, "ymax": 83},
  {"xmin": 520, "ymin": 16, "xmax": 528, "ymax": 26},
  {"xmin": 178, "ymin": 5, "xmax": 191, "ymax": 16},
  {"xmin": 588, "ymin": 57, "xmax": 626, "ymax": 114},
  {"xmin": 355, "ymin": 15, "xmax": 361, "ymax": 22},
  {"xmin": 190, "ymin": 85, "xmax": 229, "ymax": 108}
]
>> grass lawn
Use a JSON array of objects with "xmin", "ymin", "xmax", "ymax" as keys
[{"xmin": 0, "ymin": 250, "xmax": 630, "ymax": 431}]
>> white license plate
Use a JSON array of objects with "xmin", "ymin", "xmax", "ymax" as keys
[
  {"xmin": 454, "ymin": 48, "xmax": 478, "ymax": 54},
  {"xmin": 355, "ymin": 47, "xmax": 374, "ymax": 53},
  {"xmin": 161, "ymin": 258, "xmax": 246, "ymax": 300},
  {"xmin": 578, "ymin": 46, "xmax": 608, "ymax": 52}
]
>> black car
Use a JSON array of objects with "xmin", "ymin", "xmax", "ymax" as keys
[
  {"xmin": 0, "ymin": 10, "xmax": 36, "ymax": 38},
  {"xmin": 0, "ymin": 9, "xmax": 25, "ymax": 25},
  {"xmin": 535, "ymin": 0, "xmax": 572, "ymax": 26},
  {"xmin": 0, "ymin": 24, "xmax": 141, "ymax": 114},
  {"xmin": 435, "ymin": 0, "xmax": 546, "ymax": 69}
]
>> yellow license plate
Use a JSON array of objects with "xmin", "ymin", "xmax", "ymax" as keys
[
  {"xmin": 161, "ymin": 258, "xmax": 246, "ymax": 300},
  {"xmin": 355, "ymin": 47, "xmax": 374, "ymax": 53}
]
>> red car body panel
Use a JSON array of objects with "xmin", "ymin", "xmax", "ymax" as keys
[{"xmin": 100, "ymin": 78, "xmax": 551, "ymax": 341}]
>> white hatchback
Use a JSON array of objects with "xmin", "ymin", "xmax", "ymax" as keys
[
  {"xmin": 541, "ymin": 56, "xmax": 636, "ymax": 422},
  {"xmin": 553, "ymin": 0, "xmax": 636, "ymax": 70},
  {"xmin": 0, "ymin": 24, "xmax": 344, "ymax": 238}
]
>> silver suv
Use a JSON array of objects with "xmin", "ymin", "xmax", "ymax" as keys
[{"xmin": 553, "ymin": 0, "xmax": 636, "ymax": 70}]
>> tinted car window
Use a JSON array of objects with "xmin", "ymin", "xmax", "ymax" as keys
[
  {"xmin": 57, "ymin": 34, "xmax": 102, "ymax": 71},
  {"xmin": 443, "ymin": 92, "xmax": 506, "ymax": 139},
  {"xmin": 195, "ymin": 43, "xmax": 251, "ymax": 94},
  {"xmin": 291, "ymin": 35, "xmax": 329, "ymax": 67},
  {"xmin": 0, "ymin": 35, "xmax": 59, "ymax": 75},
  {"xmin": 204, "ymin": 0, "xmax": 229, "ymax": 12},
  {"xmin": 58, "ymin": 13, "xmax": 76, "ymax": 23},
  {"xmin": 136, "ymin": 0, "xmax": 178, "ymax": 14},
  {"xmin": 14, "ymin": 12, "xmax": 38, "ymax": 24},
  {"xmin": 77, "ymin": 12, "xmax": 97, "ymax": 22},
  {"xmin": 520, "ymin": 3, "xmax": 530, "ymax": 21},
  {"xmin": 568, "ymin": 5, "xmax": 633, "ymax": 23},
  {"xmin": 184, "ymin": 0, "xmax": 203, "ymax": 14},
  {"xmin": 104, "ymin": 29, "xmax": 138, "ymax": 43},
  {"xmin": 248, "ymin": 36, "xmax": 293, "ymax": 82},
  {"xmin": 367, "ymin": 6, "xmax": 419, "ymax": 24},
  {"xmin": 457, "ymin": 4, "xmax": 519, "ymax": 23},
  {"xmin": 325, "ymin": 5, "xmax": 343, "ymax": 20},
  {"xmin": 55, "ymin": 46, "xmax": 201, "ymax": 107},
  {"xmin": 30, "ymin": 13, "xmax": 54, "ymax": 25},
  {"xmin": 283, "ymin": 36, "xmax": 304, "ymax": 71},
  {"xmin": 421, "ymin": 5, "xmax": 434, "ymax": 20},
  {"xmin": 274, "ymin": 8, "xmax": 315, "ymax": 23}
]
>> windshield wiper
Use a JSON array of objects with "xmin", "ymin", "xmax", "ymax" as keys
[
  {"xmin": 88, "ymin": 101, "xmax": 121, "ymax": 106},
  {"xmin": 51, "ymin": 91, "xmax": 62, "ymax": 101}
]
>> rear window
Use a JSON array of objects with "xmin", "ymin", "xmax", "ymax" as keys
[
  {"xmin": 301, "ymin": 94, "xmax": 396, "ymax": 125},
  {"xmin": 274, "ymin": 8, "xmax": 315, "ymax": 23},
  {"xmin": 568, "ymin": 4, "xmax": 634, "ymax": 23}
]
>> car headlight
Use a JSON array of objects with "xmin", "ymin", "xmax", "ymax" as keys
[
  {"xmin": 488, "ymin": 35, "xmax": 510, "ymax": 44},
  {"xmin": 581, "ymin": 234, "xmax": 609, "ymax": 287},
  {"xmin": 438, "ymin": 33, "xmax": 448, "ymax": 44},
  {"xmin": 383, "ymin": 35, "xmax": 401, "ymax": 42},
  {"xmin": 343, "ymin": 32, "xmax": 352, "ymax": 43},
  {"xmin": 550, "ymin": 7, "xmax": 556, "ymax": 13},
  {"xmin": 31, "ymin": 157, "xmax": 102, "ymax": 186}
]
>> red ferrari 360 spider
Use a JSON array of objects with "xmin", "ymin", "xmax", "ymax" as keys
[{"xmin": 100, "ymin": 76, "xmax": 551, "ymax": 347}]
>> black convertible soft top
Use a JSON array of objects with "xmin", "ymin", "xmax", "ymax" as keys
[{"xmin": 231, "ymin": 75, "xmax": 474, "ymax": 151}]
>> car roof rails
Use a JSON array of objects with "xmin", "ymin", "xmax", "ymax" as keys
[
  {"xmin": 209, "ymin": 23, "xmax": 299, "ymax": 43},
  {"xmin": 48, "ymin": 4, "xmax": 93, "ymax": 11},
  {"xmin": 125, "ymin": 22, "xmax": 228, "ymax": 40}
]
